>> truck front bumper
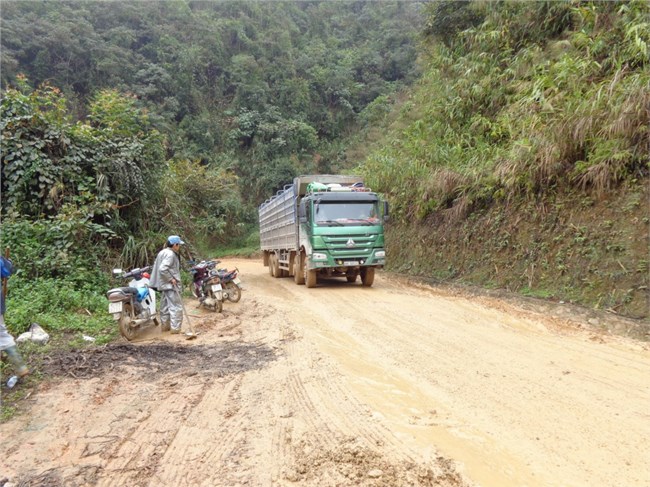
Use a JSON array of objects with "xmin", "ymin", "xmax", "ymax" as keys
[{"xmin": 309, "ymin": 250, "xmax": 385, "ymax": 268}]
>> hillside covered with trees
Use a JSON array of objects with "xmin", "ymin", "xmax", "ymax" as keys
[
  {"xmin": 1, "ymin": 0, "xmax": 421, "ymax": 253},
  {"xmin": 357, "ymin": 0, "xmax": 649, "ymax": 319},
  {"xmin": 0, "ymin": 0, "xmax": 648, "ymax": 344}
]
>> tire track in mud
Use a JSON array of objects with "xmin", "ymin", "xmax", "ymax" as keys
[
  {"xmin": 259, "ymin": 298, "xmax": 470, "ymax": 486},
  {"xmin": 282, "ymin": 274, "xmax": 650, "ymax": 487},
  {"xmin": 150, "ymin": 376, "xmax": 249, "ymax": 487},
  {"xmin": 283, "ymin": 336, "xmax": 416, "ymax": 464},
  {"xmin": 96, "ymin": 376, "xmax": 214, "ymax": 487},
  {"xmin": 0, "ymin": 297, "xmax": 280, "ymax": 487},
  {"xmin": 134, "ymin": 299, "xmax": 280, "ymax": 487}
]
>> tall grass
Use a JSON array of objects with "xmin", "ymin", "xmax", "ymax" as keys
[{"xmin": 360, "ymin": 1, "xmax": 649, "ymax": 222}]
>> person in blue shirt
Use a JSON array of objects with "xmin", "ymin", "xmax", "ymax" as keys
[{"xmin": 1, "ymin": 255, "xmax": 29, "ymax": 378}]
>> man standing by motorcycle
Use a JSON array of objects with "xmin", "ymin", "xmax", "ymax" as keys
[{"xmin": 150, "ymin": 235, "xmax": 185, "ymax": 334}]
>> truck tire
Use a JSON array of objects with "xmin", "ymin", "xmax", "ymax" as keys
[
  {"xmin": 268, "ymin": 254, "xmax": 275, "ymax": 276},
  {"xmin": 306, "ymin": 268, "xmax": 318, "ymax": 288},
  {"xmin": 360, "ymin": 267, "xmax": 375, "ymax": 287},
  {"xmin": 272, "ymin": 254, "xmax": 281, "ymax": 278},
  {"xmin": 294, "ymin": 252, "xmax": 305, "ymax": 285}
]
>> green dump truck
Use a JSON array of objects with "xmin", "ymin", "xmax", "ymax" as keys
[{"xmin": 259, "ymin": 175, "xmax": 388, "ymax": 287}]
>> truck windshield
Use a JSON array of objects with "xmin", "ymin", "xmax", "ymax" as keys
[{"xmin": 314, "ymin": 202, "xmax": 379, "ymax": 226}]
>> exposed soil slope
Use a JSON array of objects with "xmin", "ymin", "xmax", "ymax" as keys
[{"xmin": 388, "ymin": 183, "xmax": 649, "ymax": 320}]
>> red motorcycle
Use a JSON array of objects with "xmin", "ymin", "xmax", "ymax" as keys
[
  {"xmin": 217, "ymin": 266, "xmax": 243, "ymax": 303},
  {"xmin": 188, "ymin": 260, "xmax": 223, "ymax": 312}
]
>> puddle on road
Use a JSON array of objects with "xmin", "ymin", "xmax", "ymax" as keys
[{"xmin": 306, "ymin": 326, "xmax": 547, "ymax": 487}]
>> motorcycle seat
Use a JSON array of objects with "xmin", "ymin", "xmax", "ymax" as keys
[{"xmin": 107, "ymin": 286, "xmax": 139, "ymax": 296}]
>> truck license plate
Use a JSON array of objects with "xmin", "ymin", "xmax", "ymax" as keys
[
  {"xmin": 109, "ymin": 302, "xmax": 123, "ymax": 313},
  {"xmin": 343, "ymin": 261, "xmax": 358, "ymax": 266},
  {"xmin": 211, "ymin": 283, "xmax": 222, "ymax": 292}
]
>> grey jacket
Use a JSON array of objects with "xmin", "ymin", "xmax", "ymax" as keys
[{"xmin": 149, "ymin": 247, "xmax": 181, "ymax": 291}]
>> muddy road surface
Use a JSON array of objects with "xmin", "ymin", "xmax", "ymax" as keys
[{"xmin": 1, "ymin": 258, "xmax": 649, "ymax": 487}]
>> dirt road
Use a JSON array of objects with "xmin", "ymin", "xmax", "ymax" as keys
[{"xmin": 1, "ymin": 258, "xmax": 649, "ymax": 487}]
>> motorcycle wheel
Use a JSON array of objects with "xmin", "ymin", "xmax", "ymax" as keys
[
  {"xmin": 225, "ymin": 282, "xmax": 241, "ymax": 303},
  {"xmin": 208, "ymin": 290, "xmax": 223, "ymax": 313},
  {"xmin": 190, "ymin": 282, "xmax": 201, "ymax": 299},
  {"xmin": 118, "ymin": 304, "xmax": 137, "ymax": 341}
]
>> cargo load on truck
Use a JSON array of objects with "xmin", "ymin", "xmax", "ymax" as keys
[{"xmin": 259, "ymin": 175, "xmax": 388, "ymax": 288}]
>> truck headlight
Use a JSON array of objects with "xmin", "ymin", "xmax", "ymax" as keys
[
  {"xmin": 312, "ymin": 253, "xmax": 327, "ymax": 260},
  {"xmin": 375, "ymin": 250, "xmax": 385, "ymax": 258}
]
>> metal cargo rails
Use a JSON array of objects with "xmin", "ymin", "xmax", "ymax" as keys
[
  {"xmin": 293, "ymin": 174, "xmax": 364, "ymax": 197},
  {"xmin": 259, "ymin": 175, "xmax": 365, "ymax": 253},
  {"xmin": 259, "ymin": 184, "xmax": 298, "ymax": 252}
]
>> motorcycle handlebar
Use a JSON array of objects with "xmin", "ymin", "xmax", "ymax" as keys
[
  {"xmin": 188, "ymin": 259, "xmax": 220, "ymax": 270},
  {"xmin": 121, "ymin": 266, "xmax": 152, "ymax": 279}
]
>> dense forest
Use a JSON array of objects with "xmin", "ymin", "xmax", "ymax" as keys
[
  {"xmin": 0, "ymin": 0, "xmax": 648, "ymax": 341},
  {"xmin": 1, "ymin": 0, "xmax": 421, "ymax": 257}
]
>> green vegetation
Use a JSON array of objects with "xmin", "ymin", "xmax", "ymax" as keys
[
  {"xmin": 361, "ymin": 1, "xmax": 648, "ymax": 219},
  {"xmin": 352, "ymin": 1, "xmax": 648, "ymax": 320},
  {"xmin": 0, "ymin": 1, "xmax": 421, "ymax": 363},
  {"xmin": 0, "ymin": 0, "xmax": 648, "ymax": 377},
  {"xmin": 1, "ymin": 0, "xmax": 421, "ymax": 261}
]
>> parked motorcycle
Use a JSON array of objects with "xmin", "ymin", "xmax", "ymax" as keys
[
  {"xmin": 188, "ymin": 259, "xmax": 223, "ymax": 312},
  {"xmin": 107, "ymin": 266, "xmax": 159, "ymax": 340},
  {"xmin": 217, "ymin": 266, "xmax": 243, "ymax": 303}
]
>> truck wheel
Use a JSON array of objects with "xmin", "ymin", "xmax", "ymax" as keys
[
  {"xmin": 294, "ymin": 253, "xmax": 305, "ymax": 285},
  {"xmin": 268, "ymin": 254, "xmax": 275, "ymax": 276},
  {"xmin": 360, "ymin": 267, "xmax": 375, "ymax": 287},
  {"xmin": 306, "ymin": 268, "xmax": 318, "ymax": 288},
  {"xmin": 272, "ymin": 254, "xmax": 281, "ymax": 278}
]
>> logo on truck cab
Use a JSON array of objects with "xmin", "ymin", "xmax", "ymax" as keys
[{"xmin": 346, "ymin": 239, "xmax": 356, "ymax": 248}]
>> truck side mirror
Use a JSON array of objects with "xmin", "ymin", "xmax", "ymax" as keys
[
  {"xmin": 298, "ymin": 200, "xmax": 307, "ymax": 223},
  {"xmin": 383, "ymin": 201, "xmax": 390, "ymax": 222}
]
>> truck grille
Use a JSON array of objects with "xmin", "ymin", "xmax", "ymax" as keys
[{"xmin": 321, "ymin": 234, "xmax": 377, "ymax": 257}]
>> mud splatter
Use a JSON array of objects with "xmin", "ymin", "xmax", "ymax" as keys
[{"xmin": 42, "ymin": 342, "xmax": 276, "ymax": 380}]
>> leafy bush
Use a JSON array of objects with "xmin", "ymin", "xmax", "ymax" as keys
[
  {"xmin": 156, "ymin": 158, "xmax": 254, "ymax": 250},
  {"xmin": 0, "ymin": 218, "xmax": 111, "ymax": 280},
  {"xmin": 3, "ymin": 273, "xmax": 115, "ymax": 343},
  {"xmin": 1, "ymin": 80, "xmax": 164, "ymax": 232}
]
